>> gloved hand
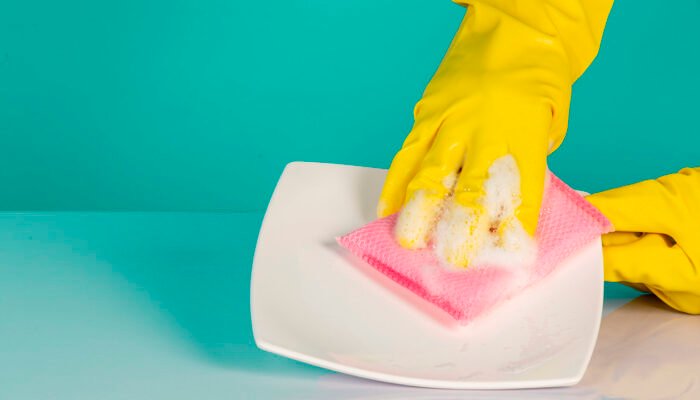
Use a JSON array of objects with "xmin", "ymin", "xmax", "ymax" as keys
[
  {"xmin": 377, "ymin": 0, "xmax": 613, "ymax": 267},
  {"xmin": 587, "ymin": 168, "xmax": 700, "ymax": 314}
]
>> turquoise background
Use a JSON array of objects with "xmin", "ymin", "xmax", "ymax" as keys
[{"xmin": 1, "ymin": 0, "xmax": 698, "ymax": 211}]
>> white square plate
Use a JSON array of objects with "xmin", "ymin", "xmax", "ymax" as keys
[{"xmin": 251, "ymin": 162, "xmax": 603, "ymax": 389}]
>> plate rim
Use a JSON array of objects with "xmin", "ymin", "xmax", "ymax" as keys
[{"xmin": 250, "ymin": 161, "xmax": 603, "ymax": 390}]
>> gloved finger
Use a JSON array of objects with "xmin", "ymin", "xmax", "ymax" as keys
[
  {"xmin": 511, "ymin": 141, "xmax": 548, "ymax": 236},
  {"xmin": 395, "ymin": 117, "xmax": 471, "ymax": 250},
  {"xmin": 452, "ymin": 108, "xmax": 549, "ymax": 236},
  {"xmin": 377, "ymin": 120, "xmax": 438, "ymax": 218},
  {"xmin": 546, "ymin": 84, "xmax": 572, "ymax": 154},
  {"xmin": 433, "ymin": 196, "xmax": 490, "ymax": 267},
  {"xmin": 452, "ymin": 140, "xmax": 501, "ymax": 210},
  {"xmin": 601, "ymin": 231, "xmax": 642, "ymax": 247},
  {"xmin": 437, "ymin": 139, "xmax": 503, "ymax": 267},
  {"xmin": 586, "ymin": 172, "xmax": 696, "ymax": 238},
  {"xmin": 404, "ymin": 116, "xmax": 471, "ymax": 203},
  {"xmin": 394, "ymin": 190, "xmax": 445, "ymax": 250},
  {"xmin": 602, "ymin": 233, "xmax": 700, "ymax": 314},
  {"xmin": 438, "ymin": 146, "xmax": 543, "ymax": 267},
  {"xmin": 602, "ymin": 232, "xmax": 655, "ymax": 292}
]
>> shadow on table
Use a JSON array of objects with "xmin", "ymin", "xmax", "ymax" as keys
[{"xmin": 94, "ymin": 212, "xmax": 324, "ymax": 377}]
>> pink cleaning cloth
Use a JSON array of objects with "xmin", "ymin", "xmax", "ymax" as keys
[{"xmin": 337, "ymin": 172, "xmax": 613, "ymax": 325}]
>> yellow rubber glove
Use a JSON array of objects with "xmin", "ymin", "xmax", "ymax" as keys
[
  {"xmin": 587, "ymin": 168, "xmax": 700, "ymax": 314},
  {"xmin": 377, "ymin": 0, "xmax": 614, "ymax": 267}
]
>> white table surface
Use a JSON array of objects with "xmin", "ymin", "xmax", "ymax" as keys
[{"xmin": 1, "ymin": 212, "xmax": 697, "ymax": 399}]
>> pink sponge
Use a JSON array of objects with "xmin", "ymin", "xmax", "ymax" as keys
[{"xmin": 337, "ymin": 173, "xmax": 613, "ymax": 325}]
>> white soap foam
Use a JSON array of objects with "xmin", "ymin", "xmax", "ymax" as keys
[
  {"xmin": 394, "ymin": 172, "xmax": 458, "ymax": 250},
  {"xmin": 442, "ymin": 172, "xmax": 457, "ymax": 191},
  {"xmin": 433, "ymin": 154, "xmax": 536, "ymax": 271},
  {"xmin": 473, "ymin": 155, "xmax": 536, "ymax": 269},
  {"xmin": 433, "ymin": 200, "xmax": 486, "ymax": 267},
  {"xmin": 394, "ymin": 190, "xmax": 439, "ymax": 249}
]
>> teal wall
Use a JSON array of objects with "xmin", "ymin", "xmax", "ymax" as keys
[{"xmin": 1, "ymin": 0, "xmax": 698, "ymax": 211}]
